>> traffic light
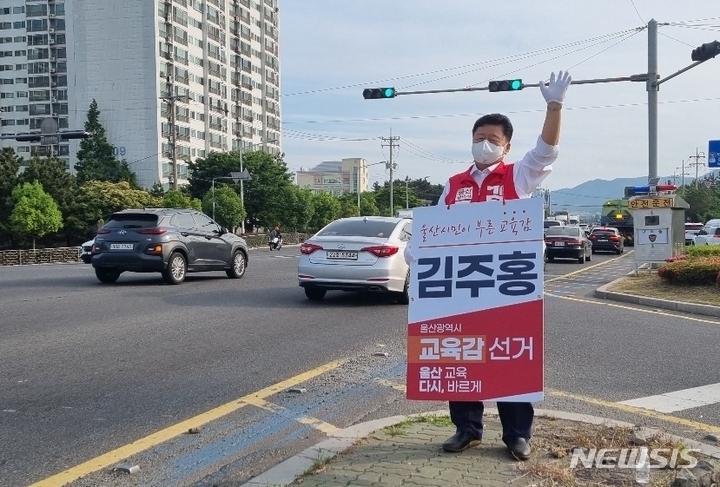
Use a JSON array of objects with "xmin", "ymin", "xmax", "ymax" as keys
[
  {"xmin": 691, "ymin": 41, "xmax": 720, "ymax": 62},
  {"xmin": 363, "ymin": 87, "xmax": 396, "ymax": 100},
  {"xmin": 488, "ymin": 79, "xmax": 523, "ymax": 92}
]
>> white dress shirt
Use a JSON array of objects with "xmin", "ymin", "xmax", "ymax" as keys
[{"xmin": 404, "ymin": 135, "xmax": 558, "ymax": 264}]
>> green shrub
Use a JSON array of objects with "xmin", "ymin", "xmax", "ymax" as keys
[
  {"xmin": 685, "ymin": 245, "xmax": 720, "ymax": 258},
  {"xmin": 657, "ymin": 257, "xmax": 720, "ymax": 285}
]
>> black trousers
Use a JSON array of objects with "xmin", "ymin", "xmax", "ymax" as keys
[{"xmin": 449, "ymin": 401, "xmax": 534, "ymax": 442}]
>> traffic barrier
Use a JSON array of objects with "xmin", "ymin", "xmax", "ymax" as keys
[{"xmin": 0, "ymin": 233, "xmax": 312, "ymax": 266}]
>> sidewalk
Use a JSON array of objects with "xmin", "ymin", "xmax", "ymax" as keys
[
  {"xmin": 241, "ymin": 408, "xmax": 720, "ymax": 487},
  {"xmin": 241, "ymin": 286, "xmax": 720, "ymax": 487}
]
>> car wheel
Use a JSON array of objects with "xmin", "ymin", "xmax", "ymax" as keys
[
  {"xmin": 95, "ymin": 267, "xmax": 120, "ymax": 284},
  {"xmin": 395, "ymin": 272, "xmax": 410, "ymax": 305},
  {"xmin": 162, "ymin": 252, "xmax": 187, "ymax": 285},
  {"xmin": 226, "ymin": 250, "xmax": 247, "ymax": 279},
  {"xmin": 304, "ymin": 287, "xmax": 326, "ymax": 301}
]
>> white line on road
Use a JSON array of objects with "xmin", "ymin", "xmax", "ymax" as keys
[{"xmin": 618, "ymin": 383, "xmax": 720, "ymax": 413}]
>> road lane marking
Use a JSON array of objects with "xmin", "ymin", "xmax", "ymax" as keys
[
  {"xmin": 545, "ymin": 292, "xmax": 720, "ymax": 325},
  {"xmin": 547, "ymin": 389, "xmax": 720, "ymax": 434},
  {"xmin": 29, "ymin": 359, "xmax": 343, "ymax": 487},
  {"xmin": 545, "ymin": 251, "xmax": 633, "ymax": 284},
  {"xmin": 242, "ymin": 396, "xmax": 339, "ymax": 435},
  {"xmin": 373, "ymin": 381, "xmax": 720, "ymax": 434},
  {"xmin": 618, "ymin": 383, "xmax": 720, "ymax": 413}
]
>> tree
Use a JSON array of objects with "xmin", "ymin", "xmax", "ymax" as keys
[
  {"xmin": 149, "ymin": 182, "xmax": 165, "ymax": 197},
  {"xmin": 279, "ymin": 186, "xmax": 315, "ymax": 231},
  {"xmin": 18, "ymin": 155, "xmax": 78, "ymax": 245},
  {"xmin": 359, "ymin": 192, "xmax": 380, "ymax": 216},
  {"xmin": 338, "ymin": 193, "xmax": 360, "ymax": 218},
  {"xmin": 162, "ymin": 189, "xmax": 202, "ymax": 211},
  {"xmin": 373, "ymin": 181, "xmax": 424, "ymax": 216},
  {"xmin": 66, "ymin": 181, "xmax": 161, "ymax": 240},
  {"xmin": 75, "ymin": 99, "xmax": 138, "ymax": 187},
  {"xmin": 189, "ymin": 150, "xmax": 295, "ymax": 232},
  {"xmin": 308, "ymin": 192, "xmax": 341, "ymax": 231},
  {"xmin": 201, "ymin": 185, "xmax": 246, "ymax": 232},
  {"xmin": 10, "ymin": 181, "xmax": 63, "ymax": 249},
  {"xmin": 0, "ymin": 147, "xmax": 23, "ymax": 248}
]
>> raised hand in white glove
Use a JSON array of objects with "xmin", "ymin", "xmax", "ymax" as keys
[
  {"xmin": 404, "ymin": 241, "xmax": 418, "ymax": 264},
  {"xmin": 539, "ymin": 70, "xmax": 572, "ymax": 105}
]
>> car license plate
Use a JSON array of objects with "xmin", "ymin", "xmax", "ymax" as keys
[
  {"xmin": 554, "ymin": 242, "xmax": 565, "ymax": 246},
  {"xmin": 326, "ymin": 251, "xmax": 358, "ymax": 260},
  {"xmin": 598, "ymin": 239, "xmax": 608, "ymax": 242},
  {"xmin": 110, "ymin": 243, "xmax": 134, "ymax": 250}
]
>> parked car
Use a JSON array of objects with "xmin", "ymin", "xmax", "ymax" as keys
[
  {"xmin": 693, "ymin": 219, "xmax": 720, "ymax": 246},
  {"xmin": 588, "ymin": 226, "xmax": 624, "ymax": 254},
  {"xmin": 91, "ymin": 208, "xmax": 249, "ymax": 284},
  {"xmin": 544, "ymin": 226, "xmax": 592, "ymax": 263},
  {"xmin": 684, "ymin": 222, "xmax": 705, "ymax": 246},
  {"xmin": 298, "ymin": 216, "xmax": 411, "ymax": 303},
  {"xmin": 80, "ymin": 239, "xmax": 94, "ymax": 264}
]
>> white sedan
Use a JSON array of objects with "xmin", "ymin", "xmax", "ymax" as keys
[{"xmin": 298, "ymin": 216, "xmax": 411, "ymax": 303}]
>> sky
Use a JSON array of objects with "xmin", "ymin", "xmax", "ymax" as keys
[{"xmin": 278, "ymin": 0, "xmax": 720, "ymax": 192}]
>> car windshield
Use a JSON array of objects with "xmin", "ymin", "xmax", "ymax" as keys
[
  {"xmin": 104, "ymin": 213, "xmax": 159, "ymax": 229},
  {"xmin": 544, "ymin": 221, "xmax": 561, "ymax": 228},
  {"xmin": 318, "ymin": 219, "xmax": 398, "ymax": 238},
  {"xmin": 545, "ymin": 227, "xmax": 582, "ymax": 237}
]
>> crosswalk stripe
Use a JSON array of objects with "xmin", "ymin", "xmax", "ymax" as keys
[{"xmin": 618, "ymin": 383, "xmax": 720, "ymax": 413}]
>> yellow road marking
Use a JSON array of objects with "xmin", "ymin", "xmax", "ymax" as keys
[
  {"xmin": 373, "ymin": 379, "xmax": 719, "ymax": 434},
  {"xmin": 242, "ymin": 396, "xmax": 339, "ymax": 435},
  {"xmin": 376, "ymin": 378, "xmax": 406, "ymax": 392},
  {"xmin": 547, "ymin": 389, "xmax": 720, "ymax": 434},
  {"xmin": 545, "ymin": 251, "xmax": 633, "ymax": 283},
  {"xmin": 29, "ymin": 360, "xmax": 344, "ymax": 487},
  {"xmin": 545, "ymin": 291, "xmax": 720, "ymax": 325}
]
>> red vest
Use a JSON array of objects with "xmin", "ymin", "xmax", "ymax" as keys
[{"xmin": 444, "ymin": 162, "xmax": 519, "ymax": 206}]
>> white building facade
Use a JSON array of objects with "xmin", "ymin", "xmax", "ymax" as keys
[{"xmin": 0, "ymin": 0, "xmax": 281, "ymax": 190}]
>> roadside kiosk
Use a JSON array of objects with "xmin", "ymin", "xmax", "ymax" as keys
[{"xmin": 626, "ymin": 180, "xmax": 689, "ymax": 274}]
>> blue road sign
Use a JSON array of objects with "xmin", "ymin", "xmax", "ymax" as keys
[{"xmin": 709, "ymin": 140, "xmax": 720, "ymax": 168}]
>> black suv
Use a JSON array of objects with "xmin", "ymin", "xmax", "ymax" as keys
[{"xmin": 91, "ymin": 208, "xmax": 249, "ymax": 284}]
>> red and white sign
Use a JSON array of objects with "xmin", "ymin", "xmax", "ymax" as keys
[{"xmin": 407, "ymin": 197, "xmax": 544, "ymax": 402}]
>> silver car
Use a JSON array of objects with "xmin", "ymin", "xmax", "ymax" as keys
[{"xmin": 298, "ymin": 216, "xmax": 411, "ymax": 303}]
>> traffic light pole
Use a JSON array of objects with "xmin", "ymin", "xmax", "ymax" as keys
[{"xmin": 648, "ymin": 19, "xmax": 659, "ymax": 181}]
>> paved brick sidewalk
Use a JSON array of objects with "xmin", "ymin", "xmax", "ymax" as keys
[{"xmin": 242, "ymin": 409, "xmax": 720, "ymax": 487}]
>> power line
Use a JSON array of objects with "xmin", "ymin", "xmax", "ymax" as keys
[
  {"xmin": 282, "ymin": 95, "xmax": 720, "ymax": 126},
  {"xmin": 281, "ymin": 29, "xmax": 639, "ymax": 96}
]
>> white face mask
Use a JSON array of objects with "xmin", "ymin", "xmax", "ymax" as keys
[{"xmin": 472, "ymin": 140, "xmax": 505, "ymax": 165}]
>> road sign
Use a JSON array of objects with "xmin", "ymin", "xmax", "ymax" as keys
[
  {"xmin": 709, "ymin": 140, "xmax": 720, "ymax": 168},
  {"xmin": 628, "ymin": 197, "xmax": 674, "ymax": 209},
  {"xmin": 704, "ymin": 180, "xmax": 713, "ymax": 189}
]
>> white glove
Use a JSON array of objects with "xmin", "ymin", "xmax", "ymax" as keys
[
  {"xmin": 540, "ymin": 71, "xmax": 571, "ymax": 105},
  {"xmin": 404, "ymin": 241, "xmax": 417, "ymax": 264}
]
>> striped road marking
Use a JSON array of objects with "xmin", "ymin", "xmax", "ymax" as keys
[{"xmin": 618, "ymin": 383, "xmax": 720, "ymax": 413}]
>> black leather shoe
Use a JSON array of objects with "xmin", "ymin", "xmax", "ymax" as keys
[
  {"xmin": 442, "ymin": 431, "xmax": 482, "ymax": 452},
  {"xmin": 506, "ymin": 437, "xmax": 531, "ymax": 460}
]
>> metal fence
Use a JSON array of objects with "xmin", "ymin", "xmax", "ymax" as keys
[{"xmin": 0, "ymin": 233, "xmax": 311, "ymax": 266}]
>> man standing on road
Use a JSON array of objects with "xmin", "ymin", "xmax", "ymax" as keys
[{"xmin": 404, "ymin": 70, "xmax": 572, "ymax": 460}]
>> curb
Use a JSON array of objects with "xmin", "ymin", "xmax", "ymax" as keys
[
  {"xmin": 239, "ymin": 408, "xmax": 720, "ymax": 487},
  {"xmin": 595, "ymin": 277, "xmax": 720, "ymax": 319}
]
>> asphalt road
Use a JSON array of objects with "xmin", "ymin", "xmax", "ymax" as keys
[{"xmin": 1, "ymin": 247, "xmax": 719, "ymax": 487}]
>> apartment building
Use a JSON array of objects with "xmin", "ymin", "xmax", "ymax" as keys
[
  {"xmin": 296, "ymin": 158, "xmax": 370, "ymax": 196},
  {"xmin": 0, "ymin": 0, "xmax": 281, "ymax": 190}
]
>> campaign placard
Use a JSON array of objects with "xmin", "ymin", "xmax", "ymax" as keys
[{"xmin": 407, "ymin": 197, "xmax": 544, "ymax": 402}]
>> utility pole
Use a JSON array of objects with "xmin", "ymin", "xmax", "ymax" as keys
[
  {"xmin": 164, "ymin": 74, "xmax": 178, "ymax": 190},
  {"xmin": 687, "ymin": 148, "xmax": 706, "ymax": 186},
  {"xmin": 647, "ymin": 19, "xmax": 659, "ymax": 182},
  {"xmin": 405, "ymin": 176, "xmax": 410, "ymax": 209},
  {"xmin": 381, "ymin": 130, "xmax": 400, "ymax": 216},
  {"xmin": 235, "ymin": 97, "xmax": 245, "ymax": 234}
]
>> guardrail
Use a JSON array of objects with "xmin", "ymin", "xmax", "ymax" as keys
[{"xmin": 0, "ymin": 232, "xmax": 311, "ymax": 267}]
